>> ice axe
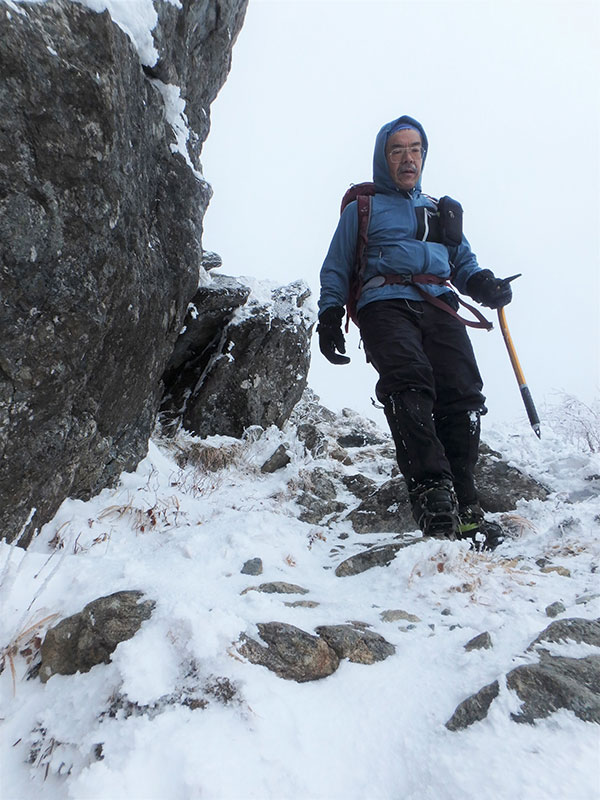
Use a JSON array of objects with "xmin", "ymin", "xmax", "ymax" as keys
[{"xmin": 497, "ymin": 274, "xmax": 541, "ymax": 438}]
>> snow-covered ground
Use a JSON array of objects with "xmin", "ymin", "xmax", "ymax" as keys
[{"xmin": 1, "ymin": 405, "xmax": 599, "ymax": 800}]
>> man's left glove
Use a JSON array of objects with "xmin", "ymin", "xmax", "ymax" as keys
[
  {"xmin": 467, "ymin": 269, "xmax": 514, "ymax": 309},
  {"xmin": 317, "ymin": 306, "xmax": 351, "ymax": 365}
]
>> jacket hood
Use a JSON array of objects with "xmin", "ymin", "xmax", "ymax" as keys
[{"xmin": 373, "ymin": 115, "xmax": 429, "ymax": 194}]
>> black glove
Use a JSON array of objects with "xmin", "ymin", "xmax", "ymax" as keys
[
  {"xmin": 467, "ymin": 269, "xmax": 514, "ymax": 309},
  {"xmin": 317, "ymin": 306, "xmax": 351, "ymax": 365}
]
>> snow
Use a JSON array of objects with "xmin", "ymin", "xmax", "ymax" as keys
[
  {"xmin": 1, "ymin": 412, "xmax": 599, "ymax": 800},
  {"xmin": 2, "ymin": 3, "xmax": 599, "ymax": 796},
  {"xmin": 151, "ymin": 80, "xmax": 204, "ymax": 181}
]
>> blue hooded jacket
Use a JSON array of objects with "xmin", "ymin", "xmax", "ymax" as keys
[{"xmin": 318, "ymin": 115, "xmax": 483, "ymax": 315}]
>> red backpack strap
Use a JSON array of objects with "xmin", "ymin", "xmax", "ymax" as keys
[
  {"xmin": 345, "ymin": 193, "xmax": 373, "ymax": 331},
  {"xmin": 365, "ymin": 273, "xmax": 493, "ymax": 330}
]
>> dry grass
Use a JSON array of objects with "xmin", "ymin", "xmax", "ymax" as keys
[
  {"xmin": 97, "ymin": 495, "xmax": 182, "ymax": 533},
  {"xmin": 1, "ymin": 614, "xmax": 60, "ymax": 694},
  {"xmin": 408, "ymin": 543, "xmax": 536, "ymax": 601},
  {"xmin": 499, "ymin": 513, "xmax": 538, "ymax": 539},
  {"xmin": 174, "ymin": 441, "xmax": 244, "ymax": 472}
]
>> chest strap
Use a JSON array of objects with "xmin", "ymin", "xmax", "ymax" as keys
[{"xmin": 362, "ymin": 273, "xmax": 493, "ymax": 330}]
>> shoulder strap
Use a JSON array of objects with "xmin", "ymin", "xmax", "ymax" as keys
[{"xmin": 345, "ymin": 194, "xmax": 372, "ymax": 332}]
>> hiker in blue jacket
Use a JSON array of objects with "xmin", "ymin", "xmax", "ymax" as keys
[{"xmin": 317, "ymin": 115, "xmax": 513, "ymax": 548}]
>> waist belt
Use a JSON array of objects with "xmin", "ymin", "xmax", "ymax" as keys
[{"xmin": 361, "ymin": 273, "xmax": 493, "ymax": 330}]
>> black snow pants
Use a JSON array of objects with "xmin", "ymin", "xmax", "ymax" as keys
[{"xmin": 357, "ymin": 297, "xmax": 487, "ymax": 507}]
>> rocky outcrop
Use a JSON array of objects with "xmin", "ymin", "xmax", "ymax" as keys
[
  {"xmin": 445, "ymin": 617, "xmax": 600, "ymax": 730},
  {"xmin": 39, "ymin": 591, "xmax": 156, "ymax": 682},
  {"xmin": 0, "ymin": 0, "xmax": 247, "ymax": 546},
  {"xmin": 162, "ymin": 279, "xmax": 314, "ymax": 438},
  {"xmin": 474, "ymin": 442, "xmax": 549, "ymax": 511}
]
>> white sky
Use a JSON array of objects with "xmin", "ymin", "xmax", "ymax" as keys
[{"xmin": 201, "ymin": 0, "xmax": 600, "ymax": 430}]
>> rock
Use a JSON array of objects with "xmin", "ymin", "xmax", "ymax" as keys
[
  {"xmin": 295, "ymin": 423, "xmax": 326, "ymax": 457},
  {"xmin": 143, "ymin": 0, "xmax": 247, "ymax": 147},
  {"xmin": 337, "ymin": 431, "xmax": 386, "ymax": 448},
  {"xmin": 0, "ymin": 0, "xmax": 246, "ymax": 546},
  {"xmin": 241, "ymin": 558, "xmax": 263, "ymax": 576},
  {"xmin": 380, "ymin": 609, "xmax": 421, "ymax": 624},
  {"xmin": 200, "ymin": 251, "xmax": 223, "ymax": 271},
  {"xmin": 335, "ymin": 540, "xmax": 421, "ymax": 577},
  {"xmin": 528, "ymin": 617, "xmax": 600, "ymax": 650},
  {"xmin": 475, "ymin": 443, "xmax": 549, "ymax": 512},
  {"xmin": 260, "ymin": 444, "xmax": 291, "ymax": 474},
  {"xmin": 170, "ymin": 280, "xmax": 314, "ymax": 438},
  {"xmin": 464, "ymin": 631, "xmax": 493, "ymax": 651},
  {"xmin": 346, "ymin": 477, "xmax": 415, "ymax": 534},
  {"xmin": 445, "ymin": 680, "xmax": 500, "ymax": 731},
  {"xmin": 39, "ymin": 591, "xmax": 155, "ymax": 682},
  {"xmin": 340, "ymin": 473, "xmax": 378, "ymax": 501},
  {"xmin": 314, "ymin": 625, "xmax": 395, "ymax": 664},
  {"xmin": 329, "ymin": 446, "xmax": 353, "ymax": 465},
  {"xmin": 242, "ymin": 582, "xmax": 309, "ymax": 595},
  {"xmin": 161, "ymin": 275, "xmax": 252, "ymax": 406},
  {"xmin": 576, "ymin": 593, "xmax": 600, "ymax": 605},
  {"xmin": 238, "ymin": 622, "xmax": 339, "ymax": 682},
  {"xmin": 545, "ymin": 601, "xmax": 566, "ymax": 618},
  {"xmin": 540, "ymin": 566, "xmax": 571, "ymax": 578},
  {"xmin": 296, "ymin": 467, "xmax": 347, "ymax": 523},
  {"xmin": 298, "ymin": 495, "xmax": 347, "ymax": 525},
  {"xmin": 507, "ymin": 654, "xmax": 600, "ymax": 724},
  {"xmin": 447, "ymin": 617, "xmax": 600, "ymax": 730},
  {"xmin": 284, "ymin": 600, "xmax": 320, "ymax": 609},
  {"xmin": 298, "ymin": 467, "xmax": 339, "ymax": 501}
]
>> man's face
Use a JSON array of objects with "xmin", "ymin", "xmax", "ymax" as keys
[{"xmin": 385, "ymin": 129, "xmax": 423, "ymax": 191}]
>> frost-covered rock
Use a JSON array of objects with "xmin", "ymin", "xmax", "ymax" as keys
[
  {"xmin": 165, "ymin": 278, "xmax": 314, "ymax": 438},
  {"xmin": 238, "ymin": 622, "xmax": 339, "ymax": 682},
  {"xmin": 445, "ymin": 680, "xmax": 500, "ymax": 731},
  {"xmin": 474, "ymin": 442, "xmax": 550, "ymax": 511},
  {"xmin": 0, "ymin": 0, "xmax": 247, "ymax": 546},
  {"xmin": 446, "ymin": 617, "xmax": 600, "ymax": 729},
  {"xmin": 335, "ymin": 540, "xmax": 422, "ymax": 577},
  {"xmin": 39, "ymin": 591, "xmax": 155, "ymax": 682},
  {"xmin": 507, "ymin": 653, "xmax": 600, "ymax": 724},
  {"xmin": 464, "ymin": 631, "xmax": 492, "ymax": 651},
  {"xmin": 314, "ymin": 624, "xmax": 395, "ymax": 664}
]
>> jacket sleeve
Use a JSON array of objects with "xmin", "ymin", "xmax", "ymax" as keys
[
  {"xmin": 318, "ymin": 204, "xmax": 359, "ymax": 314},
  {"xmin": 447, "ymin": 234, "xmax": 483, "ymax": 295}
]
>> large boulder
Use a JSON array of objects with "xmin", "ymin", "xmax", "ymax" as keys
[
  {"xmin": 163, "ymin": 279, "xmax": 315, "ymax": 438},
  {"xmin": 0, "ymin": 0, "xmax": 247, "ymax": 546}
]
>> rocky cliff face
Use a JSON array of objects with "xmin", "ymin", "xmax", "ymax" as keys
[{"xmin": 0, "ymin": 0, "xmax": 247, "ymax": 546}]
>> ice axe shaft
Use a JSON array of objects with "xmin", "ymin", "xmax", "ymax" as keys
[{"xmin": 497, "ymin": 305, "xmax": 541, "ymax": 438}]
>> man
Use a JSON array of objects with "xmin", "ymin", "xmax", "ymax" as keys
[{"xmin": 317, "ymin": 115, "xmax": 513, "ymax": 549}]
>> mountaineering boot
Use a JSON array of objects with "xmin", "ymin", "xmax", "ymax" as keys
[
  {"xmin": 410, "ymin": 478, "xmax": 459, "ymax": 540},
  {"xmin": 458, "ymin": 503, "xmax": 505, "ymax": 551}
]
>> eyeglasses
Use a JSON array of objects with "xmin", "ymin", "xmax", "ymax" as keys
[{"xmin": 387, "ymin": 144, "xmax": 425, "ymax": 162}]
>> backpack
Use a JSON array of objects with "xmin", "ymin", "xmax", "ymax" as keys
[{"xmin": 339, "ymin": 183, "xmax": 492, "ymax": 331}]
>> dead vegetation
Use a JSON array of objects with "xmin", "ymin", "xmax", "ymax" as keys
[{"xmin": 1, "ymin": 613, "xmax": 60, "ymax": 694}]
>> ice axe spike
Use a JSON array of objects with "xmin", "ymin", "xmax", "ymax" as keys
[{"xmin": 497, "ymin": 299, "xmax": 541, "ymax": 438}]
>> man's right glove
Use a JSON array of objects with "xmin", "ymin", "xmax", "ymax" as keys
[
  {"xmin": 466, "ymin": 269, "xmax": 515, "ymax": 309},
  {"xmin": 317, "ymin": 306, "xmax": 351, "ymax": 365}
]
